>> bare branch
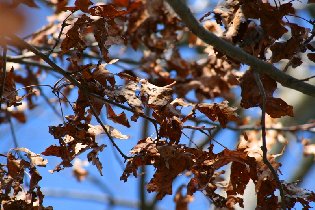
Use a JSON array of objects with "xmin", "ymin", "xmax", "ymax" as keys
[
  {"xmin": 47, "ymin": 13, "xmax": 72, "ymax": 56},
  {"xmin": 253, "ymin": 71, "xmax": 285, "ymax": 209}
]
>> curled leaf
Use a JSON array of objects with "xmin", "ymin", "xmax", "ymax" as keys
[
  {"xmin": 14, "ymin": 148, "xmax": 48, "ymax": 167},
  {"xmin": 88, "ymin": 124, "xmax": 129, "ymax": 140}
]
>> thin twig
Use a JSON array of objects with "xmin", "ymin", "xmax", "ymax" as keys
[
  {"xmin": 188, "ymin": 121, "xmax": 199, "ymax": 147},
  {"xmin": 5, "ymin": 51, "xmax": 139, "ymax": 65},
  {"xmin": 25, "ymin": 66, "xmax": 63, "ymax": 120},
  {"xmin": 47, "ymin": 13, "xmax": 72, "ymax": 56},
  {"xmin": 5, "ymin": 57, "xmax": 55, "ymax": 70},
  {"xmin": 183, "ymin": 125, "xmax": 215, "ymax": 132},
  {"xmin": 5, "ymin": 83, "xmax": 73, "ymax": 118},
  {"xmin": 86, "ymin": 93, "xmax": 131, "ymax": 160},
  {"xmin": 7, "ymin": 112, "xmax": 20, "ymax": 152},
  {"xmin": 40, "ymin": 87, "xmax": 63, "ymax": 119},
  {"xmin": 86, "ymin": 174, "xmax": 114, "ymax": 195},
  {"xmin": 197, "ymin": 126, "xmax": 221, "ymax": 149},
  {"xmin": 253, "ymin": 71, "xmax": 286, "ymax": 209},
  {"xmin": 139, "ymin": 107, "xmax": 151, "ymax": 210},
  {"xmin": 22, "ymin": 23, "xmax": 55, "ymax": 40}
]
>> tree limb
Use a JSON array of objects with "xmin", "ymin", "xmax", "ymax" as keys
[
  {"xmin": 165, "ymin": 0, "xmax": 315, "ymax": 97},
  {"xmin": 253, "ymin": 71, "xmax": 285, "ymax": 209}
]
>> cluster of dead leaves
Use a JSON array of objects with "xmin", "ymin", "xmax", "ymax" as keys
[
  {"xmin": 240, "ymin": 69, "xmax": 294, "ymax": 118},
  {"xmin": 213, "ymin": 0, "xmax": 315, "ymax": 65},
  {"xmin": 43, "ymin": 115, "xmax": 127, "ymax": 176},
  {"xmin": 121, "ymin": 134, "xmax": 315, "ymax": 209},
  {"xmin": 0, "ymin": 148, "xmax": 52, "ymax": 210},
  {"xmin": 1, "ymin": 0, "xmax": 315, "ymax": 209},
  {"xmin": 0, "ymin": 65, "xmax": 40, "ymax": 124},
  {"xmin": 43, "ymin": 65, "xmax": 239, "ymax": 176}
]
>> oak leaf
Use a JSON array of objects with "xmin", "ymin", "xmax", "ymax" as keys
[
  {"xmin": 240, "ymin": 70, "xmax": 293, "ymax": 118},
  {"xmin": 196, "ymin": 101, "xmax": 238, "ymax": 127},
  {"xmin": 140, "ymin": 79, "xmax": 174, "ymax": 107},
  {"xmin": 75, "ymin": 0, "xmax": 93, "ymax": 12},
  {"xmin": 88, "ymin": 124, "xmax": 129, "ymax": 140},
  {"xmin": 87, "ymin": 144, "xmax": 106, "ymax": 176},
  {"xmin": 14, "ymin": 148, "xmax": 48, "ymax": 167},
  {"xmin": 307, "ymin": 53, "xmax": 315, "ymax": 63},
  {"xmin": 89, "ymin": 4, "xmax": 128, "ymax": 18},
  {"xmin": 105, "ymin": 104, "xmax": 130, "ymax": 128}
]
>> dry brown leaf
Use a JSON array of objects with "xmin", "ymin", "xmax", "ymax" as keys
[
  {"xmin": 114, "ymin": 81, "xmax": 142, "ymax": 110},
  {"xmin": 92, "ymin": 64, "xmax": 115, "ymax": 88},
  {"xmin": 174, "ymin": 186, "xmax": 193, "ymax": 210},
  {"xmin": 88, "ymin": 124, "xmax": 129, "ymax": 140},
  {"xmin": 14, "ymin": 148, "xmax": 48, "ymax": 167},
  {"xmin": 307, "ymin": 53, "xmax": 315, "ymax": 63},
  {"xmin": 41, "ymin": 145, "xmax": 63, "ymax": 157},
  {"xmin": 89, "ymin": 4, "xmax": 128, "ymax": 18},
  {"xmin": 240, "ymin": 70, "xmax": 293, "ymax": 118},
  {"xmin": 140, "ymin": 79, "xmax": 174, "ymax": 107},
  {"xmin": 196, "ymin": 101, "xmax": 238, "ymax": 127},
  {"xmin": 29, "ymin": 167, "xmax": 42, "ymax": 191},
  {"xmin": 0, "ymin": 67, "xmax": 21, "ymax": 107},
  {"xmin": 87, "ymin": 144, "xmax": 106, "ymax": 176},
  {"xmin": 72, "ymin": 158, "xmax": 89, "ymax": 181},
  {"xmin": 75, "ymin": 0, "xmax": 93, "ymax": 12},
  {"xmin": 7, "ymin": 153, "xmax": 26, "ymax": 179},
  {"xmin": 105, "ymin": 104, "xmax": 130, "ymax": 127}
]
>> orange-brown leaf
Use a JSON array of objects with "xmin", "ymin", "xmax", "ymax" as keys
[
  {"xmin": 89, "ymin": 4, "xmax": 128, "ymax": 18},
  {"xmin": 42, "ymin": 145, "xmax": 63, "ymax": 157},
  {"xmin": 14, "ymin": 148, "xmax": 48, "ymax": 167},
  {"xmin": 240, "ymin": 70, "xmax": 293, "ymax": 118},
  {"xmin": 87, "ymin": 144, "xmax": 106, "ymax": 176},
  {"xmin": 105, "ymin": 104, "xmax": 130, "ymax": 127},
  {"xmin": 174, "ymin": 186, "xmax": 193, "ymax": 210},
  {"xmin": 307, "ymin": 53, "xmax": 315, "ymax": 63},
  {"xmin": 265, "ymin": 97, "xmax": 294, "ymax": 118},
  {"xmin": 113, "ymin": 0, "xmax": 129, "ymax": 7},
  {"xmin": 75, "ymin": 0, "xmax": 93, "ymax": 12},
  {"xmin": 196, "ymin": 101, "xmax": 238, "ymax": 127}
]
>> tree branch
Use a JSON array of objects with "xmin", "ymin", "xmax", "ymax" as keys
[
  {"xmin": 253, "ymin": 71, "xmax": 285, "ymax": 209},
  {"xmin": 165, "ymin": 0, "xmax": 315, "ymax": 97}
]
